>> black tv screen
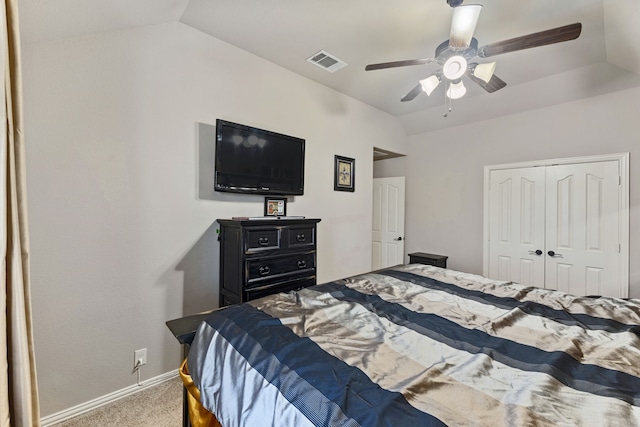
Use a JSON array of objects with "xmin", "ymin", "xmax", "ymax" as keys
[{"xmin": 214, "ymin": 119, "xmax": 305, "ymax": 195}]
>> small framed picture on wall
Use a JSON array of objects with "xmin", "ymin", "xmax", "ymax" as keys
[
  {"xmin": 264, "ymin": 197, "xmax": 287, "ymax": 216},
  {"xmin": 334, "ymin": 155, "xmax": 355, "ymax": 192}
]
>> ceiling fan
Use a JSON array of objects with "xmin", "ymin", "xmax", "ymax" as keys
[{"xmin": 365, "ymin": 3, "xmax": 582, "ymax": 104}]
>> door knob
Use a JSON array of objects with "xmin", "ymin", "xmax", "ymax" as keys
[
  {"xmin": 394, "ymin": 237, "xmax": 403, "ymax": 241},
  {"xmin": 528, "ymin": 249, "xmax": 543, "ymax": 256},
  {"xmin": 548, "ymin": 250, "xmax": 563, "ymax": 258}
]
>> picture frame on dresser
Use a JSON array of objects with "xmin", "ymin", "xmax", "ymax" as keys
[{"xmin": 264, "ymin": 197, "xmax": 287, "ymax": 216}]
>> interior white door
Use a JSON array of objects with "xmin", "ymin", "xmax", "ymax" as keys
[
  {"xmin": 487, "ymin": 160, "xmax": 623, "ymax": 297},
  {"xmin": 372, "ymin": 177, "xmax": 405, "ymax": 270},
  {"xmin": 544, "ymin": 161, "xmax": 620, "ymax": 296},
  {"xmin": 488, "ymin": 167, "xmax": 546, "ymax": 286}
]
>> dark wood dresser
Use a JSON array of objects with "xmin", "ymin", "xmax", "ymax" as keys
[{"xmin": 217, "ymin": 218, "xmax": 321, "ymax": 306}]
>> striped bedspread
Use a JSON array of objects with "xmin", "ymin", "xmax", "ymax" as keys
[{"xmin": 187, "ymin": 265, "xmax": 640, "ymax": 426}]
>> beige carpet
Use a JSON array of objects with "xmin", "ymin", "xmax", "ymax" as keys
[{"xmin": 52, "ymin": 376, "xmax": 183, "ymax": 427}]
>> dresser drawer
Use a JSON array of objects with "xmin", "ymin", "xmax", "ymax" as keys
[
  {"xmin": 246, "ymin": 252, "xmax": 316, "ymax": 287},
  {"xmin": 245, "ymin": 228, "xmax": 280, "ymax": 252},
  {"xmin": 288, "ymin": 226, "xmax": 315, "ymax": 248},
  {"xmin": 246, "ymin": 276, "xmax": 316, "ymax": 301}
]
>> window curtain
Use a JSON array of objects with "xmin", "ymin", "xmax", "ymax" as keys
[{"xmin": 1, "ymin": 0, "xmax": 40, "ymax": 426}]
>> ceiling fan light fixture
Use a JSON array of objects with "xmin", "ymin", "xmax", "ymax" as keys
[
  {"xmin": 473, "ymin": 62, "xmax": 497, "ymax": 83},
  {"xmin": 419, "ymin": 75, "xmax": 441, "ymax": 96},
  {"xmin": 443, "ymin": 55, "xmax": 467, "ymax": 80},
  {"xmin": 449, "ymin": 4, "xmax": 482, "ymax": 49},
  {"xmin": 447, "ymin": 80, "xmax": 467, "ymax": 100}
]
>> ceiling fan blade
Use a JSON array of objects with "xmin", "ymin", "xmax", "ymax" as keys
[
  {"xmin": 478, "ymin": 23, "xmax": 582, "ymax": 58},
  {"xmin": 365, "ymin": 58, "xmax": 433, "ymax": 71},
  {"xmin": 469, "ymin": 73, "xmax": 507, "ymax": 93},
  {"xmin": 449, "ymin": 4, "xmax": 482, "ymax": 50},
  {"xmin": 401, "ymin": 83, "xmax": 423, "ymax": 102}
]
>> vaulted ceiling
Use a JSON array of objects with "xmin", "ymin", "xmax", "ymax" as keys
[{"xmin": 19, "ymin": 0, "xmax": 640, "ymax": 134}]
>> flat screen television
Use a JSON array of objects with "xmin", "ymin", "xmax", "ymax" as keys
[{"xmin": 214, "ymin": 119, "xmax": 305, "ymax": 196}]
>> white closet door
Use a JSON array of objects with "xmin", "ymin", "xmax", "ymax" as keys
[
  {"xmin": 545, "ymin": 161, "xmax": 620, "ymax": 297},
  {"xmin": 487, "ymin": 159, "xmax": 624, "ymax": 297},
  {"xmin": 488, "ymin": 167, "xmax": 546, "ymax": 286}
]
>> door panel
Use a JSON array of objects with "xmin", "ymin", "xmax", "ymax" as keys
[
  {"xmin": 372, "ymin": 183, "xmax": 383, "ymax": 270},
  {"xmin": 519, "ymin": 258, "xmax": 535, "ymax": 286},
  {"xmin": 372, "ymin": 177, "xmax": 405, "ymax": 269},
  {"xmin": 545, "ymin": 161, "xmax": 619, "ymax": 297},
  {"xmin": 488, "ymin": 167, "xmax": 546, "ymax": 287}
]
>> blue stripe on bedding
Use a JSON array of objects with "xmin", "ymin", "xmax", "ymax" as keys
[
  {"xmin": 379, "ymin": 269, "xmax": 640, "ymax": 335},
  {"xmin": 316, "ymin": 281, "xmax": 640, "ymax": 406},
  {"xmin": 205, "ymin": 304, "xmax": 447, "ymax": 427}
]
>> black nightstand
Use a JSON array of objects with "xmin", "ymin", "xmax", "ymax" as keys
[
  {"xmin": 166, "ymin": 310, "xmax": 217, "ymax": 427},
  {"xmin": 408, "ymin": 252, "xmax": 448, "ymax": 268}
]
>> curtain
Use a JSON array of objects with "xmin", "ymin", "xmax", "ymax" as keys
[{"xmin": 1, "ymin": 0, "xmax": 40, "ymax": 426}]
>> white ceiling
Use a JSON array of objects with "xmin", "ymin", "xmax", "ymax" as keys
[{"xmin": 19, "ymin": 0, "xmax": 640, "ymax": 135}]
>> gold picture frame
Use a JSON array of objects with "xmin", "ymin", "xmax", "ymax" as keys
[{"xmin": 334, "ymin": 155, "xmax": 355, "ymax": 192}]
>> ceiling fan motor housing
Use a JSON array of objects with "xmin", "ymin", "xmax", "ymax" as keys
[
  {"xmin": 436, "ymin": 38, "xmax": 478, "ymax": 59},
  {"xmin": 435, "ymin": 38, "xmax": 478, "ymax": 65},
  {"xmin": 447, "ymin": 0, "xmax": 464, "ymax": 7}
]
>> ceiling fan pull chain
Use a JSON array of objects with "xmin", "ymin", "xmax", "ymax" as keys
[
  {"xmin": 444, "ymin": 81, "xmax": 453, "ymax": 118},
  {"xmin": 442, "ymin": 82, "xmax": 449, "ymax": 117}
]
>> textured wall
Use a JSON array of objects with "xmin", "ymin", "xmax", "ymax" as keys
[{"xmin": 22, "ymin": 22, "xmax": 406, "ymax": 416}]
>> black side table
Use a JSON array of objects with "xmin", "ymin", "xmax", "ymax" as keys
[
  {"xmin": 166, "ymin": 310, "xmax": 216, "ymax": 427},
  {"xmin": 408, "ymin": 252, "xmax": 448, "ymax": 268}
]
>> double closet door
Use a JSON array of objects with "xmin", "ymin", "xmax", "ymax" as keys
[{"xmin": 486, "ymin": 159, "xmax": 625, "ymax": 298}]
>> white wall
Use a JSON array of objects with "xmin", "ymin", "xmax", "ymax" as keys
[
  {"xmin": 375, "ymin": 86, "xmax": 640, "ymax": 298},
  {"xmin": 22, "ymin": 22, "xmax": 407, "ymax": 416}
]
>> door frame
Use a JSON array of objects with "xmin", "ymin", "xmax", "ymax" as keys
[{"xmin": 482, "ymin": 152, "xmax": 629, "ymax": 296}]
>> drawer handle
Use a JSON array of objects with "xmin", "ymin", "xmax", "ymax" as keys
[
  {"xmin": 297, "ymin": 260, "xmax": 307, "ymax": 269},
  {"xmin": 296, "ymin": 234, "xmax": 306, "ymax": 242},
  {"xmin": 258, "ymin": 266, "xmax": 271, "ymax": 276},
  {"xmin": 258, "ymin": 237, "xmax": 269, "ymax": 246}
]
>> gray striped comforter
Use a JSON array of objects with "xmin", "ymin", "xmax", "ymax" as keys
[{"xmin": 188, "ymin": 265, "xmax": 640, "ymax": 426}]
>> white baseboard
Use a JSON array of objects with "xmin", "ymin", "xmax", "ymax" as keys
[{"xmin": 40, "ymin": 369, "xmax": 179, "ymax": 427}]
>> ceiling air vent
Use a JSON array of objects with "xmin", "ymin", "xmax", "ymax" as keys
[{"xmin": 306, "ymin": 50, "xmax": 347, "ymax": 73}]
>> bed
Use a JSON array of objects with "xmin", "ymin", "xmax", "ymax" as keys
[{"xmin": 183, "ymin": 264, "xmax": 640, "ymax": 426}]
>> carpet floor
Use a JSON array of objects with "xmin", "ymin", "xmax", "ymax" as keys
[{"xmin": 52, "ymin": 376, "xmax": 183, "ymax": 427}]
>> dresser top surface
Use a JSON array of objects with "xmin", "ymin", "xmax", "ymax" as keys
[{"xmin": 218, "ymin": 218, "xmax": 321, "ymax": 226}]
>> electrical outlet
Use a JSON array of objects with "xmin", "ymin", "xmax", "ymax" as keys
[{"xmin": 134, "ymin": 348, "xmax": 147, "ymax": 370}]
